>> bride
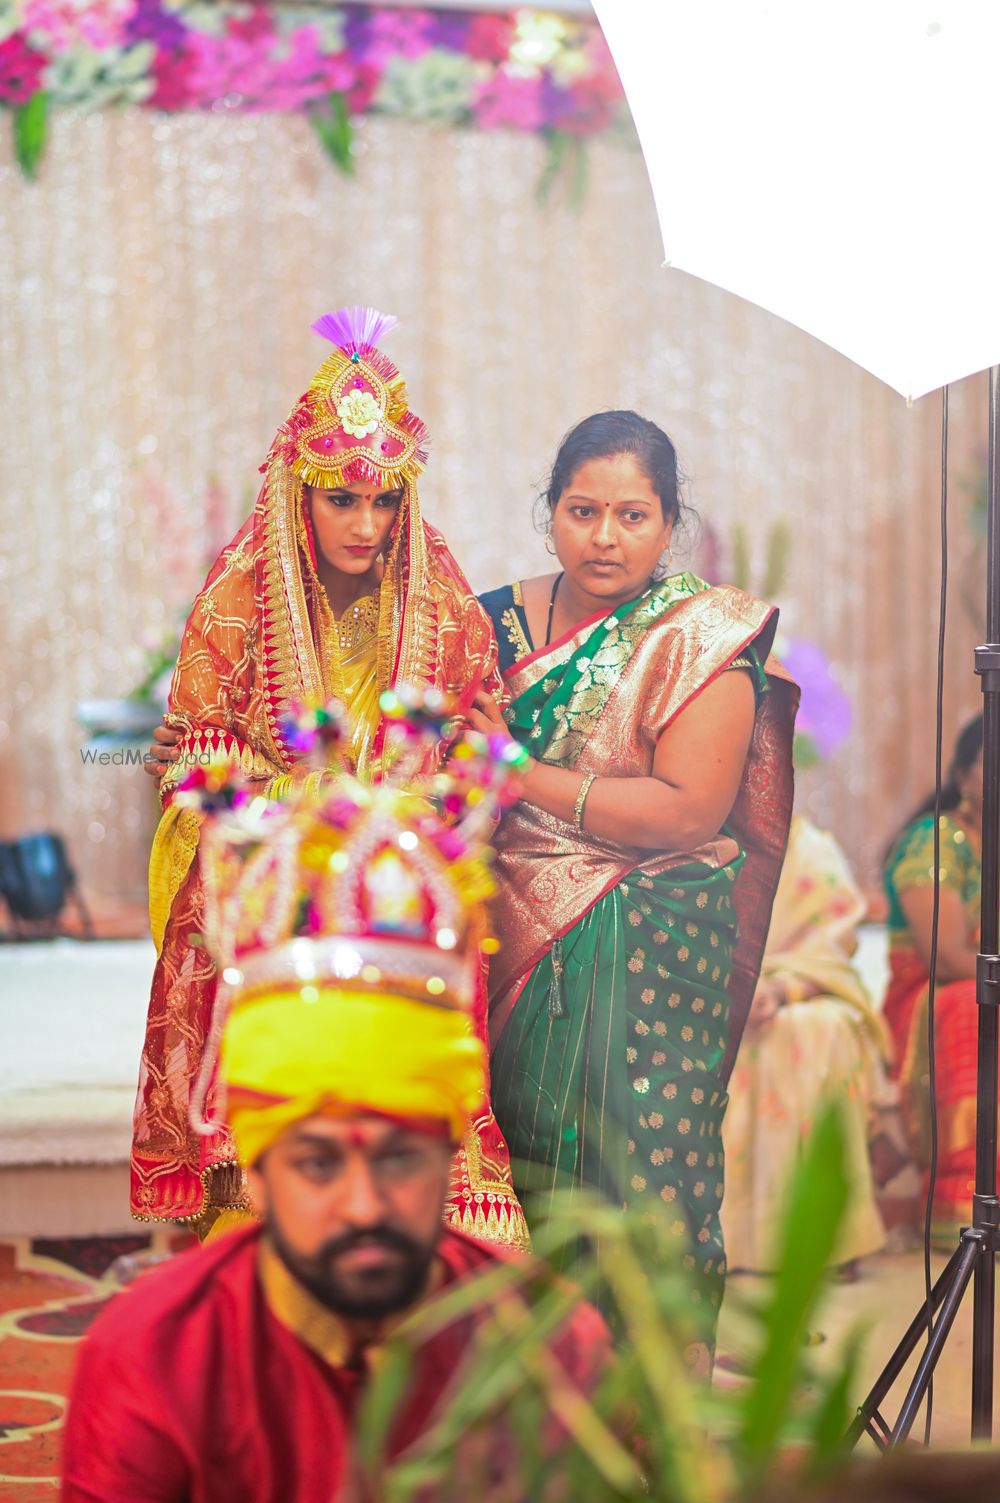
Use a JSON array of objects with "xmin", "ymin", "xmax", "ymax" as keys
[{"xmin": 134, "ymin": 308, "xmax": 524, "ymax": 1248}]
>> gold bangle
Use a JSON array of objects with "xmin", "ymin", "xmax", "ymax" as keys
[{"xmin": 573, "ymin": 773, "xmax": 597, "ymax": 832}]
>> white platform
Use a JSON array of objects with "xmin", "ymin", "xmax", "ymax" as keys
[{"xmin": 1, "ymin": 937, "xmax": 154, "ymax": 1166}]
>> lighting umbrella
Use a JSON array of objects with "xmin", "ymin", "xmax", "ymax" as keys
[{"xmin": 592, "ymin": 0, "xmax": 1000, "ymax": 400}]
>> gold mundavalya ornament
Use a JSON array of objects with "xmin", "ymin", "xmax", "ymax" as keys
[{"xmin": 181, "ymin": 695, "xmax": 532, "ymax": 1250}]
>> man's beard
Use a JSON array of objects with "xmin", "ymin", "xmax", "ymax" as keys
[{"xmin": 268, "ymin": 1219, "xmax": 437, "ymax": 1322}]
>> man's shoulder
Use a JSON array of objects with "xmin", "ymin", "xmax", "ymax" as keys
[{"xmin": 84, "ymin": 1225, "xmax": 261, "ymax": 1354}]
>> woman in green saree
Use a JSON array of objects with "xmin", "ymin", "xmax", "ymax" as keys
[{"xmin": 473, "ymin": 412, "xmax": 797, "ymax": 1343}]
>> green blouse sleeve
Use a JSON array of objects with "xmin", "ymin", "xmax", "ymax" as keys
[
  {"xmin": 727, "ymin": 644, "xmax": 768, "ymax": 702},
  {"xmin": 888, "ymin": 813, "xmax": 975, "ymax": 898}
]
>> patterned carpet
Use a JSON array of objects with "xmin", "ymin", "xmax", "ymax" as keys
[{"xmin": 0, "ymin": 1235, "xmax": 192, "ymax": 1499}]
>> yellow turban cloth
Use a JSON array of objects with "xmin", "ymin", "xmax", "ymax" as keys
[{"xmin": 220, "ymin": 988, "xmax": 486, "ymax": 1165}]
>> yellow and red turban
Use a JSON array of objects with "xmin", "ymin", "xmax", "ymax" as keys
[{"xmin": 221, "ymin": 988, "xmax": 485, "ymax": 1164}]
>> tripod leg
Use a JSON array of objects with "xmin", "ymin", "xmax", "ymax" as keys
[
  {"xmin": 972, "ymin": 1246, "xmax": 995, "ymax": 1440},
  {"xmin": 848, "ymin": 1241, "xmax": 967, "ymax": 1447},
  {"xmin": 891, "ymin": 1231, "xmax": 982, "ymax": 1444}
]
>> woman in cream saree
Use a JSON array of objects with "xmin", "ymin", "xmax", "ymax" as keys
[
  {"xmin": 722, "ymin": 814, "xmax": 888, "ymax": 1271},
  {"xmin": 133, "ymin": 308, "xmax": 524, "ymax": 1246}
]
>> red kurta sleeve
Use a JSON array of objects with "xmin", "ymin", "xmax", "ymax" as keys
[{"xmin": 61, "ymin": 1333, "xmax": 191, "ymax": 1502}]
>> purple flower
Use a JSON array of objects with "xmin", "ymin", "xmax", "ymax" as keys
[
  {"xmin": 341, "ymin": 6, "xmax": 372, "ymax": 61},
  {"xmin": 360, "ymin": 8, "xmax": 432, "ymax": 68},
  {"xmin": 781, "ymin": 638, "xmax": 852, "ymax": 758},
  {"xmin": 429, "ymin": 13, "xmax": 470, "ymax": 53},
  {"xmin": 125, "ymin": 0, "xmax": 186, "ymax": 52}
]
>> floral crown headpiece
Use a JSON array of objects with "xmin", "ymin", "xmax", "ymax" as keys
[
  {"xmin": 269, "ymin": 306, "xmax": 430, "ymax": 491},
  {"xmin": 177, "ymin": 690, "xmax": 527, "ymax": 1135}
]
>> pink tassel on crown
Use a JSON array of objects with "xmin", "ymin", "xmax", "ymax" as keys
[{"xmin": 311, "ymin": 306, "xmax": 399, "ymax": 357}]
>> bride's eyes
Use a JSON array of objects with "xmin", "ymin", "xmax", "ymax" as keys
[{"xmin": 320, "ymin": 490, "xmax": 402, "ymax": 509}]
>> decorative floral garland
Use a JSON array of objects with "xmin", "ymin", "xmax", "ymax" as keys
[{"xmin": 0, "ymin": 2, "xmax": 628, "ymax": 181}]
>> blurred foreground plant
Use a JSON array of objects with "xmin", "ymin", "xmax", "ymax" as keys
[{"xmin": 357, "ymin": 1104, "xmax": 861, "ymax": 1502}]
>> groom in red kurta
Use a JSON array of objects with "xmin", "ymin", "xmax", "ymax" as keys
[
  {"xmin": 62, "ymin": 760, "xmax": 609, "ymax": 1501},
  {"xmin": 62, "ymin": 1193, "xmax": 607, "ymax": 1501}
]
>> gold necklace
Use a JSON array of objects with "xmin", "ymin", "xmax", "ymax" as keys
[{"xmin": 335, "ymin": 593, "xmax": 379, "ymax": 656}]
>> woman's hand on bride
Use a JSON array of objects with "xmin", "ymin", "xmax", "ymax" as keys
[
  {"xmin": 145, "ymin": 721, "xmax": 182, "ymax": 781},
  {"xmin": 466, "ymin": 689, "xmax": 509, "ymax": 737}
]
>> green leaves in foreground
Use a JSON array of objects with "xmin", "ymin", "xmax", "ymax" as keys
[
  {"xmin": 729, "ymin": 1102, "xmax": 858, "ymax": 1487},
  {"xmin": 357, "ymin": 1103, "xmax": 859, "ymax": 1502}
]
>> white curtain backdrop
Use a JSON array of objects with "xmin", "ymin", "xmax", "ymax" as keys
[{"xmin": 0, "ymin": 110, "xmax": 984, "ymax": 901}]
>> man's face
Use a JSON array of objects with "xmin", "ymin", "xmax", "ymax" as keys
[{"xmin": 249, "ymin": 1114, "xmax": 453, "ymax": 1321}]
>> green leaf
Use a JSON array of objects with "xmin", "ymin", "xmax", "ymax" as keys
[
  {"xmin": 569, "ymin": 136, "xmax": 589, "ymax": 212},
  {"xmin": 355, "ymin": 1340, "xmax": 414, "ymax": 1478},
  {"xmin": 762, "ymin": 518, "xmax": 792, "ymax": 599},
  {"xmin": 536, "ymin": 128, "xmax": 571, "ymax": 205},
  {"xmin": 793, "ymin": 731, "xmax": 822, "ymax": 771},
  {"xmin": 13, "ymin": 92, "xmax": 49, "ymax": 181},
  {"xmin": 309, "ymin": 90, "xmax": 354, "ymax": 175},
  {"xmin": 730, "ymin": 520, "xmax": 751, "ymax": 592},
  {"xmin": 736, "ymin": 1102, "xmax": 850, "ymax": 1481},
  {"xmin": 803, "ymin": 1330, "xmax": 864, "ymax": 1478}
]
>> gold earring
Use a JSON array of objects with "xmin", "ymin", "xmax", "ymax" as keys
[{"xmin": 544, "ymin": 532, "xmax": 557, "ymax": 556}]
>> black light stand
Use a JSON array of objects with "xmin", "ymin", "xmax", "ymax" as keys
[{"xmin": 849, "ymin": 368, "xmax": 1000, "ymax": 1446}]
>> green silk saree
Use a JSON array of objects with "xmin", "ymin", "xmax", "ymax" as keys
[{"xmin": 484, "ymin": 573, "xmax": 797, "ymax": 1326}]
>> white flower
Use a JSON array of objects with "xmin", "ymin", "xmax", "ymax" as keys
[{"xmin": 335, "ymin": 388, "xmax": 382, "ymax": 439}]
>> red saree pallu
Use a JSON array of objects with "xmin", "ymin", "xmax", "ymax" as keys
[
  {"xmin": 883, "ymin": 948, "xmax": 931, "ymax": 1082},
  {"xmin": 486, "ymin": 573, "xmax": 797, "ymax": 1329},
  {"xmin": 893, "ymin": 956, "xmax": 979, "ymax": 1244}
]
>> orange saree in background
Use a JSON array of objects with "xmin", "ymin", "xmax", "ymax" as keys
[{"xmin": 131, "ymin": 470, "xmax": 525, "ymax": 1246}]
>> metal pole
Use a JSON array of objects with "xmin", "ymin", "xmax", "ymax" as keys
[{"xmin": 971, "ymin": 367, "xmax": 1000, "ymax": 1438}]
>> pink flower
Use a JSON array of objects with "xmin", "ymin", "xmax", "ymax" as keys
[
  {"xmin": 0, "ymin": 33, "xmax": 47, "ymax": 105},
  {"xmin": 163, "ymin": 28, "xmax": 321, "ymax": 112},
  {"xmin": 149, "ymin": 40, "xmax": 197, "ymax": 109},
  {"xmin": 342, "ymin": 61, "xmax": 379, "ymax": 115},
  {"xmin": 225, "ymin": 4, "xmax": 274, "ymax": 48},
  {"xmin": 159, "ymin": 24, "xmax": 372, "ymax": 113},
  {"xmin": 472, "ymin": 67, "xmax": 545, "ymax": 132},
  {"xmin": 465, "ymin": 14, "xmax": 515, "ymax": 64},
  {"xmin": 363, "ymin": 10, "xmax": 433, "ymax": 69},
  {"xmin": 583, "ymin": 28, "xmax": 624, "ymax": 92},
  {"xmin": 21, "ymin": 0, "xmax": 134, "ymax": 51}
]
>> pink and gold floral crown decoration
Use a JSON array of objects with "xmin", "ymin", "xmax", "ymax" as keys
[
  {"xmin": 268, "ymin": 306, "xmax": 430, "ymax": 491},
  {"xmin": 177, "ymin": 690, "xmax": 527, "ymax": 1135}
]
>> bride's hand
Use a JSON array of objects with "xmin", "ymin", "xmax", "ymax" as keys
[{"xmin": 145, "ymin": 721, "xmax": 182, "ymax": 781}]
